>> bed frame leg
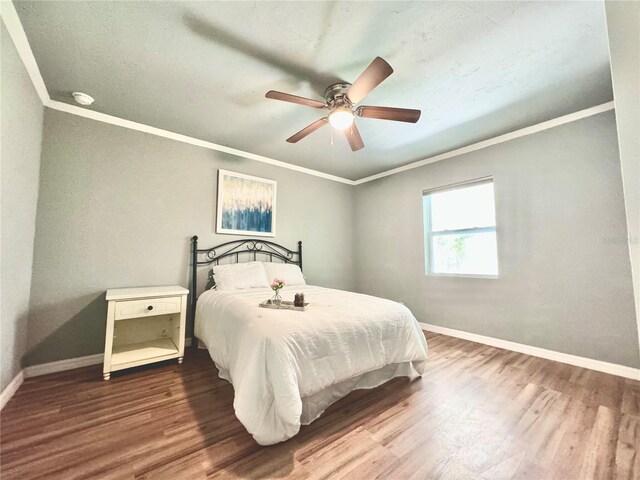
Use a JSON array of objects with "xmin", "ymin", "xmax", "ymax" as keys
[{"xmin": 178, "ymin": 357, "xmax": 184, "ymax": 365}]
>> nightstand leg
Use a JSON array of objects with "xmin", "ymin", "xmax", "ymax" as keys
[
  {"xmin": 103, "ymin": 373, "xmax": 110, "ymax": 381},
  {"xmin": 178, "ymin": 357, "xmax": 184, "ymax": 365}
]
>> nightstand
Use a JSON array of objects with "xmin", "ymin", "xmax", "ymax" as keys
[{"xmin": 103, "ymin": 285, "xmax": 189, "ymax": 380}]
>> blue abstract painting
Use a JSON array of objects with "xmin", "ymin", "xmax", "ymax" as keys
[{"xmin": 216, "ymin": 170, "xmax": 277, "ymax": 237}]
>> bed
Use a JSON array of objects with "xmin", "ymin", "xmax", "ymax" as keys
[{"xmin": 190, "ymin": 236, "xmax": 428, "ymax": 445}]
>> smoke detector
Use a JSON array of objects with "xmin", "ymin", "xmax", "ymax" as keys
[{"xmin": 72, "ymin": 92, "xmax": 94, "ymax": 106}]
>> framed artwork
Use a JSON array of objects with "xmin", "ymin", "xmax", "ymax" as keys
[{"xmin": 216, "ymin": 170, "xmax": 277, "ymax": 237}]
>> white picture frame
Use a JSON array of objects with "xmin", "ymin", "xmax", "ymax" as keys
[{"xmin": 216, "ymin": 169, "xmax": 277, "ymax": 237}]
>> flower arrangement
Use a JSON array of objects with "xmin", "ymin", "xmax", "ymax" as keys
[
  {"xmin": 270, "ymin": 277, "xmax": 285, "ymax": 305},
  {"xmin": 270, "ymin": 277, "xmax": 285, "ymax": 293}
]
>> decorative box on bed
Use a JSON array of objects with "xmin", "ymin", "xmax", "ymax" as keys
[{"xmin": 190, "ymin": 235, "xmax": 428, "ymax": 446}]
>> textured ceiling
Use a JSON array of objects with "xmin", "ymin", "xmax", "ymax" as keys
[{"xmin": 16, "ymin": 1, "xmax": 613, "ymax": 180}]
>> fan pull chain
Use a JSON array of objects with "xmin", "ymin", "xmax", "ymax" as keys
[{"xmin": 330, "ymin": 126, "xmax": 334, "ymax": 146}]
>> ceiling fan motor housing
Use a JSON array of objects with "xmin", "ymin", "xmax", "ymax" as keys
[{"xmin": 324, "ymin": 82, "xmax": 353, "ymax": 109}]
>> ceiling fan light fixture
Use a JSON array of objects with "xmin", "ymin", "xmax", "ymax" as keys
[{"xmin": 328, "ymin": 108, "xmax": 354, "ymax": 130}]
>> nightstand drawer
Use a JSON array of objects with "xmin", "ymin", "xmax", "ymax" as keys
[{"xmin": 114, "ymin": 296, "xmax": 182, "ymax": 320}]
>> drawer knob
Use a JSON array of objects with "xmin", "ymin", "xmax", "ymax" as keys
[{"xmin": 147, "ymin": 305, "xmax": 154, "ymax": 311}]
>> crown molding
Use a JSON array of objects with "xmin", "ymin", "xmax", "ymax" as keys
[
  {"xmin": 0, "ymin": 0, "xmax": 50, "ymax": 104},
  {"xmin": 354, "ymin": 101, "xmax": 616, "ymax": 185},
  {"xmin": 1, "ymin": 0, "xmax": 616, "ymax": 187},
  {"xmin": 46, "ymin": 100, "xmax": 356, "ymax": 185},
  {"xmin": 1, "ymin": 1, "xmax": 355, "ymax": 186}
]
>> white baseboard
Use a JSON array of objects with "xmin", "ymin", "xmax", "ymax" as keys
[
  {"xmin": 1, "ymin": 370, "xmax": 25, "ymax": 410},
  {"xmin": 23, "ymin": 337, "xmax": 193, "ymax": 378},
  {"xmin": 23, "ymin": 353, "xmax": 104, "ymax": 378},
  {"xmin": 420, "ymin": 322, "xmax": 640, "ymax": 380}
]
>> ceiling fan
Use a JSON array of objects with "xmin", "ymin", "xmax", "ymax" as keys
[{"xmin": 265, "ymin": 57, "xmax": 421, "ymax": 152}]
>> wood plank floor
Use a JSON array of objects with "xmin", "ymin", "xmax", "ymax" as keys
[{"xmin": 1, "ymin": 332, "xmax": 639, "ymax": 479}]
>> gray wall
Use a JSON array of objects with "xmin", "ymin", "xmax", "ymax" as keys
[
  {"xmin": 1, "ymin": 23, "xmax": 44, "ymax": 390},
  {"xmin": 20, "ymin": 108, "xmax": 640, "ymax": 369},
  {"xmin": 354, "ymin": 111, "xmax": 640, "ymax": 368},
  {"xmin": 606, "ymin": 0, "xmax": 640, "ymax": 333},
  {"xmin": 25, "ymin": 109, "xmax": 354, "ymax": 366}
]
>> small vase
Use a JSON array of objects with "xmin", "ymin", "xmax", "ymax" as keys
[{"xmin": 272, "ymin": 290, "xmax": 282, "ymax": 307}]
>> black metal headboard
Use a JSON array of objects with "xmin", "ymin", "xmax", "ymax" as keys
[{"xmin": 190, "ymin": 235, "xmax": 302, "ymax": 323}]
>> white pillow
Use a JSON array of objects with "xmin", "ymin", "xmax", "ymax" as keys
[
  {"xmin": 212, "ymin": 262, "xmax": 269, "ymax": 291},
  {"xmin": 263, "ymin": 263, "xmax": 306, "ymax": 286}
]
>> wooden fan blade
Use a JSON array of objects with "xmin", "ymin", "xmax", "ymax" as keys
[
  {"xmin": 346, "ymin": 57, "xmax": 394, "ymax": 105},
  {"xmin": 265, "ymin": 90, "xmax": 326, "ymax": 108},
  {"xmin": 345, "ymin": 121, "xmax": 364, "ymax": 151},
  {"xmin": 356, "ymin": 105, "xmax": 421, "ymax": 123},
  {"xmin": 286, "ymin": 118, "xmax": 328, "ymax": 143}
]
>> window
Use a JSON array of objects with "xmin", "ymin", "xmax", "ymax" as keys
[{"xmin": 423, "ymin": 178, "xmax": 498, "ymax": 277}]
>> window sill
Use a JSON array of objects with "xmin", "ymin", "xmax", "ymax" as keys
[{"xmin": 426, "ymin": 273, "xmax": 499, "ymax": 279}]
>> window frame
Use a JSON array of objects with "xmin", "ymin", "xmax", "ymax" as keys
[{"xmin": 423, "ymin": 177, "xmax": 499, "ymax": 279}]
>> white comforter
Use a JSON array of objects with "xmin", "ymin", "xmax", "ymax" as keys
[{"xmin": 195, "ymin": 285, "xmax": 428, "ymax": 445}]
